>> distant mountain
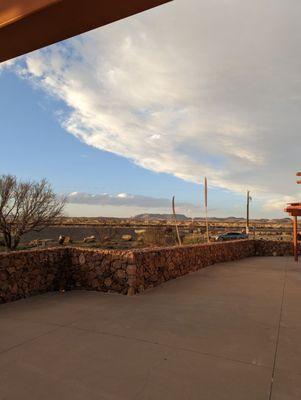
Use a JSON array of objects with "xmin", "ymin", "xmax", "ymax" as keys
[
  {"xmin": 194, "ymin": 216, "xmax": 245, "ymax": 222},
  {"xmin": 270, "ymin": 218, "xmax": 291, "ymax": 223},
  {"xmin": 211, "ymin": 216, "xmax": 245, "ymax": 221},
  {"xmin": 133, "ymin": 213, "xmax": 189, "ymax": 221}
]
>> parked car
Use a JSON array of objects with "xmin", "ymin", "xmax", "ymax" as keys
[{"xmin": 214, "ymin": 232, "xmax": 249, "ymax": 241}]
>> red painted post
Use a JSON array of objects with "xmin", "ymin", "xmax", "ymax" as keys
[{"xmin": 293, "ymin": 216, "xmax": 298, "ymax": 262}]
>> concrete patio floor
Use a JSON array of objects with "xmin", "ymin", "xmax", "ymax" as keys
[{"xmin": 0, "ymin": 256, "xmax": 300, "ymax": 399}]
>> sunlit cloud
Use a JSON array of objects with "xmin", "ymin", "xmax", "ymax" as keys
[{"xmin": 9, "ymin": 0, "xmax": 301, "ymax": 214}]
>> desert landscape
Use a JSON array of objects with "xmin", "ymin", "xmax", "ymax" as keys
[
  {"xmin": 0, "ymin": 214, "xmax": 294, "ymax": 252},
  {"xmin": 3, "ymin": 1, "xmax": 301, "ymax": 398}
]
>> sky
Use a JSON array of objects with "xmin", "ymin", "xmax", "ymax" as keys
[{"xmin": 0, "ymin": 0, "xmax": 300, "ymax": 218}]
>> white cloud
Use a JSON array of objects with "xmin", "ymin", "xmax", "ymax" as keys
[
  {"xmin": 117, "ymin": 193, "xmax": 133, "ymax": 199},
  {"xmin": 66, "ymin": 191, "xmax": 198, "ymax": 210},
  {"xmin": 0, "ymin": 58, "xmax": 16, "ymax": 72},
  {"xmin": 10, "ymin": 0, "xmax": 301, "ymax": 209},
  {"xmin": 262, "ymin": 196, "xmax": 296, "ymax": 212}
]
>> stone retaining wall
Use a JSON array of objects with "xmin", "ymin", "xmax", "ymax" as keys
[
  {"xmin": 254, "ymin": 240, "xmax": 298, "ymax": 257},
  {"xmin": 131, "ymin": 240, "xmax": 255, "ymax": 293},
  {"xmin": 68, "ymin": 248, "xmax": 134, "ymax": 295},
  {"xmin": 0, "ymin": 248, "xmax": 69, "ymax": 303},
  {"xmin": 0, "ymin": 240, "xmax": 298, "ymax": 303}
]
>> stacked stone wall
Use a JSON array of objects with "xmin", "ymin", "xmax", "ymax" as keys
[
  {"xmin": 0, "ymin": 248, "xmax": 69, "ymax": 303},
  {"xmin": 68, "ymin": 248, "xmax": 134, "ymax": 295},
  {"xmin": 0, "ymin": 239, "xmax": 299, "ymax": 303},
  {"xmin": 131, "ymin": 240, "xmax": 255, "ymax": 293},
  {"xmin": 254, "ymin": 240, "xmax": 299, "ymax": 257}
]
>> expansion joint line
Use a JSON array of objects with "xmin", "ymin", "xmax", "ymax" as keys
[{"xmin": 268, "ymin": 260, "xmax": 288, "ymax": 400}]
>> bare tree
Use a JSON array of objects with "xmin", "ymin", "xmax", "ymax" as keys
[{"xmin": 0, "ymin": 175, "xmax": 65, "ymax": 250}]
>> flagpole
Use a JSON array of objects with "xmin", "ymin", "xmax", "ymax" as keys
[{"xmin": 172, "ymin": 196, "xmax": 182, "ymax": 246}]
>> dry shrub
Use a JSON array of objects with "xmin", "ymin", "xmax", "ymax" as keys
[
  {"xmin": 182, "ymin": 234, "xmax": 204, "ymax": 245},
  {"xmin": 142, "ymin": 228, "xmax": 178, "ymax": 247}
]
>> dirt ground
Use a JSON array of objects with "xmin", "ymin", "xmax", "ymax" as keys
[{"xmin": 0, "ymin": 217, "xmax": 294, "ymax": 252}]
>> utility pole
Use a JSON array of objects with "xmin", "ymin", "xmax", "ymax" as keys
[
  {"xmin": 246, "ymin": 190, "xmax": 252, "ymax": 235},
  {"xmin": 204, "ymin": 177, "xmax": 210, "ymax": 243}
]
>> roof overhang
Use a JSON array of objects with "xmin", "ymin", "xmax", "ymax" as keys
[
  {"xmin": 285, "ymin": 203, "xmax": 301, "ymax": 217},
  {"xmin": 0, "ymin": 0, "xmax": 172, "ymax": 62}
]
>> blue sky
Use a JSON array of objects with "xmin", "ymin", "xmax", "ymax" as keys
[
  {"xmin": 1, "ymin": 0, "xmax": 300, "ymax": 218},
  {"xmin": 0, "ymin": 68, "xmax": 247, "ymax": 217}
]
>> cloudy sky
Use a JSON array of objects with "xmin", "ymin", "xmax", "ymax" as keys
[{"xmin": 1, "ymin": 0, "xmax": 301, "ymax": 218}]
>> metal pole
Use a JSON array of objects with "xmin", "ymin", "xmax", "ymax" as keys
[
  {"xmin": 204, "ymin": 177, "xmax": 210, "ymax": 243},
  {"xmin": 293, "ymin": 216, "xmax": 298, "ymax": 262},
  {"xmin": 246, "ymin": 190, "xmax": 250, "ymax": 235}
]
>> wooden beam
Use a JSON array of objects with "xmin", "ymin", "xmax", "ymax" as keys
[{"xmin": 0, "ymin": 0, "xmax": 172, "ymax": 62}]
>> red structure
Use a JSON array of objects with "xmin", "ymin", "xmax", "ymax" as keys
[{"xmin": 284, "ymin": 172, "xmax": 301, "ymax": 261}]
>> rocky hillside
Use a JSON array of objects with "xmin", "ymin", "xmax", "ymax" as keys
[{"xmin": 133, "ymin": 214, "xmax": 189, "ymax": 221}]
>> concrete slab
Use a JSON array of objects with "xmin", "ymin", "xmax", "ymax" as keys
[
  {"xmin": 276, "ymin": 325, "xmax": 301, "ymax": 372},
  {"xmin": 0, "ymin": 326, "xmax": 271, "ymax": 400},
  {"xmin": 0, "ymin": 317, "xmax": 57, "ymax": 353},
  {"xmin": 0, "ymin": 292, "xmax": 96, "ymax": 326},
  {"xmin": 0, "ymin": 256, "xmax": 300, "ymax": 399},
  {"xmin": 70, "ymin": 291, "xmax": 279, "ymax": 367},
  {"xmin": 271, "ymin": 370, "xmax": 301, "ymax": 400}
]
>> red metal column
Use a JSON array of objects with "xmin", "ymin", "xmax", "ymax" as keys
[{"xmin": 293, "ymin": 216, "xmax": 298, "ymax": 262}]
